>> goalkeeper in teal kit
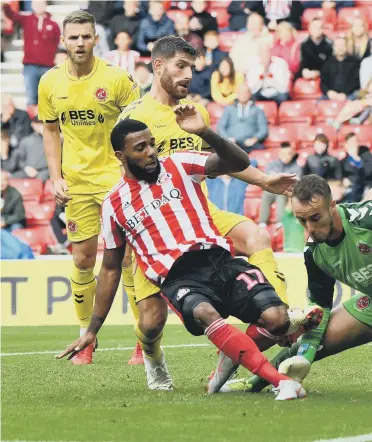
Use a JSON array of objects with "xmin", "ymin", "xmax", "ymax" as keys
[{"xmin": 213, "ymin": 174, "xmax": 372, "ymax": 393}]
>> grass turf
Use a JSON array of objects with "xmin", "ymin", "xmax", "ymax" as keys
[{"xmin": 2, "ymin": 325, "xmax": 372, "ymax": 442}]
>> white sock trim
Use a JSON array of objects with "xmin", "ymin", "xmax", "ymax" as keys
[{"xmin": 204, "ymin": 318, "xmax": 226, "ymax": 338}]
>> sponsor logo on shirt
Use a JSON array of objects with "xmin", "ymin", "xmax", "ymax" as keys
[
  {"xmin": 156, "ymin": 172, "xmax": 172, "ymax": 185},
  {"xmin": 60, "ymin": 110, "xmax": 105, "ymax": 126}
]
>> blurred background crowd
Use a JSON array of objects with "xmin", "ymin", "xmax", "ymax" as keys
[{"xmin": 1, "ymin": 0, "xmax": 371, "ymax": 258}]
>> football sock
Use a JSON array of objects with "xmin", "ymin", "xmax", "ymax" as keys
[
  {"xmin": 249, "ymin": 248, "xmax": 288, "ymax": 305},
  {"xmin": 134, "ymin": 324, "xmax": 163, "ymax": 363},
  {"xmin": 246, "ymin": 324, "xmax": 282, "ymax": 351},
  {"xmin": 70, "ymin": 263, "xmax": 96, "ymax": 329},
  {"xmin": 205, "ymin": 319, "xmax": 290, "ymax": 387},
  {"xmin": 121, "ymin": 266, "xmax": 140, "ymax": 322}
]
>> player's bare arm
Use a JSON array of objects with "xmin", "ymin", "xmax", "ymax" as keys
[
  {"xmin": 43, "ymin": 121, "xmax": 72, "ymax": 206},
  {"xmin": 56, "ymin": 244, "xmax": 126, "ymax": 360},
  {"xmin": 363, "ymin": 187, "xmax": 372, "ymax": 202},
  {"xmin": 174, "ymin": 104, "xmax": 250, "ymax": 176}
]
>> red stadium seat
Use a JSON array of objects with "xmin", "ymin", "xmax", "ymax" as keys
[
  {"xmin": 206, "ymin": 102, "xmax": 225, "ymax": 126},
  {"xmin": 298, "ymin": 124, "xmax": 338, "ymax": 149},
  {"xmin": 278, "ymin": 100, "xmax": 315, "ymax": 125},
  {"xmin": 291, "ymin": 78, "xmax": 322, "ymax": 100},
  {"xmin": 138, "ymin": 56, "xmax": 151, "ymax": 64},
  {"xmin": 9, "ymin": 178, "xmax": 43, "ymax": 202},
  {"xmin": 209, "ymin": 0, "xmax": 231, "ymax": 8},
  {"xmin": 296, "ymin": 31, "xmax": 310, "ymax": 43},
  {"xmin": 337, "ymin": 7, "xmax": 369, "ymax": 30},
  {"xmin": 42, "ymin": 179, "xmax": 54, "ymax": 202},
  {"xmin": 245, "ymin": 185, "xmax": 262, "ymax": 199},
  {"xmin": 265, "ymin": 224, "xmax": 283, "ymax": 252},
  {"xmin": 218, "ymin": 31, "xmax": 243, "ymax": 52},
  {"xmin": 316, "ymin": 100, "xmax": 347, "ymax": 122},
  {"xmin": 301, "ymin": 7, "xmax": 336, "ymax": 30},
  {"xmin": 244, "ymin": 197, "xmax": 261, "ymax": 223},
  {"xmin": 11, "ymin": 226, "xmax": 57, "ymax": 255},
  {"xmin": 265, "ymin": 126, "xmax": 298, "ymax": 148},
  {"xmin": 24, "ymin": 201, "xmax": 56, "ymax": 226},
  {"xmin": 255, "ymin": 101, "xmax": 278, "ymax": 125},
  {"xmin": 210, "ymin": 9, "xmax": 230, "ymax": 29},
  {"xmin": 166, "ymin": 9, "xmax": 193, "ymax": 23}
]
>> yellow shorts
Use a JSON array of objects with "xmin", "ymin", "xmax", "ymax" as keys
[
  {"xmin": 65, "ymin": 192, "xmax": 109, "ymax": 242},
  {"xmin": 131, "ymin": 199, "xmax": 248, "ymax": 303}
]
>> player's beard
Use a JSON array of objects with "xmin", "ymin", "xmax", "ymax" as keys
[
  {"xmin": 67, "ymin": 47, "xmax": 94, "ymax": 65},
  {"xmin": 312, "ymin": 218, "xmax": 335, "ymax": 243},
  {"xmin": 160, "ymin": 69, "xmax": 189, "ymax": 100},
  {"xmin": 127, "ymin": 158, "xmax": 161, "ymax": 184}
]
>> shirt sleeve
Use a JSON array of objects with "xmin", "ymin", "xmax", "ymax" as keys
[
  {"xmin": 115, "ymin": 71, "xmax": 141, "ymax": 109},
  {"xmin": 101, "ymin": 201, "xmax": 126, "ymax": 250},
  {"xmin": 304, "ymin": 246, "xmax": 336, "ymax": 309},
  {"xmin": 173, "ymin": 151, "xmax": 212, "ymax": 181},
  {"xmin": 340, "ymin": 201, "xmax": 372, "ymax": 230},
  {"xmin": 38, "ymin": 74, "xmax": 58, "ymax": 123}
]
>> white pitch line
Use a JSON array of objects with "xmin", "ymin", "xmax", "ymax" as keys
[
  {"xmin": 313, "ymin": 434, "xmax": 372, "ymax": 442},
  {"xmin": 0, "ymin": 343, "xmax": 211, "ymax": 357}
]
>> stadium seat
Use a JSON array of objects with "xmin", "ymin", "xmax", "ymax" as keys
[
  {"xmin": 245, "ymin": 185, "xmax": 262, "ymax": 199},
  {"xmin": 206, "ymin": 102, "xmax": 224, "ymax": 126},
  {"xmin": 11, "ymin": 226, "xmax": 56, "ymax": 255},
  {"xmin": 291, "ymin": 78, "xmax": 322, "ymax": 100},
  {"xmin": 265, "ymin": 126, "xmax": 298, "ymax": 148},
  {"xmin": 297, "ymin": 147, "xmax": 315, "ymax": 167},
  {"xmin": 9, "ymin": 178, "xmax": 43, "ymax": 202},
  {"xmin": 42, "ymin": 179, "xmax": 54, "ymax": 202},
  {"xmin": 243, "ymin": 197, "xmax": 261, "ymax": 223},
  {"xmin": 210, "ymin": 8, "xmax": 230, "ymax": 29},
  {"xmin": 298, "ymin": 124, "xmax": 338, "ymax": 149},
  {"xmin": 278, "ymin": 100, "xmax": 314, "ymax": 125},
  {"xmin": 337, "ymin": 7, "xmax": 369, "ymax": 30},
  {"xmin": 166, "ymin": 9, "xmax": 193, "ymax": 23},
  {"xmin": 255, "ymin": 101, "xmax": 278, "ymax": 125},
  {"xmin": 296, "ymin": 31, "xmax": 309, "ymax": 44},
  {"xmin": 337, "ymin": 125, "xmax": 372, "ymax": 148},
  {"xmin": 24, "ymin": 201, "xmax": 56, "ymax": 226},
  {"xmin": 265, "ymin": 224, "xmax": 283, "ymax": 252},
  {"xmin": 249, "ymin": 148, "xmax": 282, "ymax": 169},
  {"xmin": 209, "ymin": 0, "xmax": 231, "ymax": 8},
  {"xmin": 316, "ymin": 100, "xmax": 347, "ymax": 122},
  {"xmin": 138, "ymin": 56, "xmax": 151, "ymax": 64},
  {"xmin": 301, "ymin": 7, "xmax": 336, "ymax": 30},
  {"xmin": 218, "ymin": 31, "xmax": 243, "ymax": 52}
]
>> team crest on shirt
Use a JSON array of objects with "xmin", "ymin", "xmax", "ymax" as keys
[
  {"xmin": 356, "ymin": 295, "xmax": 370, "ymax": 310},
  {"xmin": 357, "ymin": 242, "xmax": 371, "ymax": 255},
  {"xmin": 156, "ymin": 172, "xmax": 172, "ymax": 185},
  {"xmin": 94, "ymin": 87, "xmax": 108, "ymax": 103},
  {"xmin": 67, "ymin": 219, "xmax": 78, "ymax": 234}
]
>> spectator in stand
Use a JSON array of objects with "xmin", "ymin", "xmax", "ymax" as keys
[
  {"xmin": 211, "ymin": 57, "xmax": 245, "ymax": 106},
  {"xmin": 12, "ymin": 117, "xmax": 49, "ymax": 183},
  {"xmin": 230, "ymin": 13, "xmax": 272, "ymax": 74},
  {"xmin": 302, "ymin": 134, "xmax": 342, "ymax": 180},
  {"xmin": 341, "ymin": 132, "xmax": 372, "ymax": 202},
  {"xmin": 360, "ymin": 40, "xmax": 372, "ymax": 89},
  {"xmin": 346, "ymin": 17, "xmax": 371, "ymax": 62},
  {"xmin": 262, "ymin": 0, "xmax": 303, "ymax": 31},
  {"xmin": 259, "ymin": 142, "xmax": 302, "ymax": 226},
  {"xmin": 174, "ymin": 12, "xmax": 204, "ymax": 51},
  {"xmin": 87, "ymin": 1, "xmax": 118, "ymax": 27},
  {"xmin": 247, "ymin": 47, "xmax": 291, "ymax": 105},
  {"xmin": 137, "ymin": 1, "xmax": 175, "ymax": 56},
  {"xmin": 320, "ymin": 37, "xmax": 360, "ymax": 101},
  {"xmin": 203, "ymin": 30, "xmax": 227, "ymax": 70},
  {"xmin": 54, "ymin": 48, "xmax": 68, "ymax": 66},
  {"xmin": 189, "ymin": 1, "xmax": 217, "ymax": 39},
  {"xmin": 1, "ymin": 95, "xmax": 32, "ymax": 150},
  {"xmin": 227, "ymin": 1, "xmax": 264, "ymax": 31},
  {"xmin": 188, "ymin": 53, "xmax": 213, "ymax": 106},
  {"xmin": 93, "ymin": 23, "xmax": 111, "ymax": 58},
  {"xmin": 104, "ymin": 31, "xmax": 140, "ymax": 75},
  {"xmin": 206, "ymin": 175, "xmax": 249, "ymax": 216},
  {"xmin": 299, "ymin": 17, "xmax": 333, "ymax": 80},
  {"xmin": 2, "ymin": 0, "xmax": 60, "ymax": 106},
  {"xmin": 108, "ymin": 0, "xmax": 141, "ymax": 50},
  {"xmin": 0, "ymin": 170, "xmax": 26, "ymax": 232},
  {"xmin": 301, "ymin": 1, "xmax": 354, "ymax": 13},
  {"xmin": 328, "ymin": 179, "xmax": 346, "ymax": 203},
  {"xmin": 48, "ymin": 206, "xmax": 70, "ymax": 255},
  {"xmin": 1, "ymin": 127, "xmax": 18, "ymax": 173},
  {"xmin": 134, "ymin": 62, "xmax": 153, "ymax": 96},
  {"xmin": 271, "ymin": 21, "xmax": 300, "ymax": 75},
  {"xmin": 218, "ymin": 83, "xmax": 268, "ymax": 153},
  {"xmin": 1, "ymin": 229, "xmax": 34, "ymax": 259}
]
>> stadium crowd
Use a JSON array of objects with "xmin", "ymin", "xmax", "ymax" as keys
[{"xmin": 1, "ymin": 0, "xmax": 371, "ymax": 257}]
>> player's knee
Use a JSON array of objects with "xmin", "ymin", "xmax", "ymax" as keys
[
  {"xmin": 259, "ymin": 305, "xmax": 290, "ymax": 336},
  {"xmin": 192, "ymin": 302, "xmax": 221, "ymax": 329},
  {"xmin": 242, "ymin": 225, "xmax": 272, "ymax": 256},
  {"xmin": 73, "ymin": 251, "xmax": 96, "ymax": 269},
  {"xmin": 138, "ymin": 297, "xmax": 167, "ymax": 339}
]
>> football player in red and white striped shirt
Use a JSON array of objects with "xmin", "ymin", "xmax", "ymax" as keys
[{"xmin": 58, "ymin": 105, "xmax": 312, "ymax": 400}]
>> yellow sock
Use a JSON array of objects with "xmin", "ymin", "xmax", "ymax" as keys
[
  {"xmin": 248, "ymin": 248, "xmax": 288, "ymax": 304},
  {"xmin": 70, "ymin": 263, "xmax": 96, "ymax": 328},
  {"xmin": 134, "ymin": 324, "xmax": 163, "ymax": 362},
  {"xmin": 121, "ymin": 266, "xmax": 140, "ymax": 322}
]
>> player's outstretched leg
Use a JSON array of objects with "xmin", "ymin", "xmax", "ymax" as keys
[
  {"xmin": 70, "ymin": 237, "xmax": 98, "ymax": 365},
  {"xmin": 136, "ymin": 294, "xmax": 172, "ymax": 390}
]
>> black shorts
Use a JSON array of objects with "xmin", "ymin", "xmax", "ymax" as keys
[{"xmin": 161, "ymin": 247, "xmax": 285, "ymax": 336}]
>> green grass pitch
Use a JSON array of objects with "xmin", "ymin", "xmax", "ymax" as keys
[{"xmin": 2, "ymin": 325, "xmax": 372, "ymax": 442}]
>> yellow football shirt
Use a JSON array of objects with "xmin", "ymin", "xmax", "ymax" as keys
[
  {"xmin": 116, "ymin": 93, "xmax": 210, "ymax": 157},
  {"xmin": 38, "ymin": 57, "xmax": 140, "ymax": 194}
]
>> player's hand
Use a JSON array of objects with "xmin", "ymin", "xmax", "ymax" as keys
[
  {"xmin": 262, "ymin": 173, "xmax": 297, "ymax": 197},
  {"xmin": 53, "ymin": 178, "xmax": 72, "ymax": 206},
  {"xmin": 56, "ymin": 332, "xmax": 96, "ymax": 360},
  {"xmin": 174, "ymin": 104, "xmax": 207, "ymax": 135}
]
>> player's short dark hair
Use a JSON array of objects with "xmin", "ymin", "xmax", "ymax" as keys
[
  {"xmin": 111, "ymin": 119, "xmax": 149, "ymax": 152},
  {"xmin": 345, "ymin": 132, "xmax": 356, "ymax": 142},
  {"xmin": 314, "ymin": 133, "xmax": 329, "ymax": 147},
  {"xmin": 151, "ymin": 36, "xmax": 198, "ymax": 62},
  {"xmin": 63, "ymin": 10, "xmax": 95, "ymax": 31},
  {"xmin": 280, "ymin": 141, "xmax": 292, "ymax": 148},
  {"xmin": 135, "ymin": 61, "xmax": 150, "ymax": 71},
  {"xmin": 292, "ymin": 175, "xmax": 332, "ymax": 203}
]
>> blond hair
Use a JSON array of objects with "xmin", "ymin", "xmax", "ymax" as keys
[
  {"xmin": 346, "ymin": 17, "xmax": 369, "ymax": 59},
  {"xmin": 63, "ymin": 10, "xmax": 95, "ymax": 31}
]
